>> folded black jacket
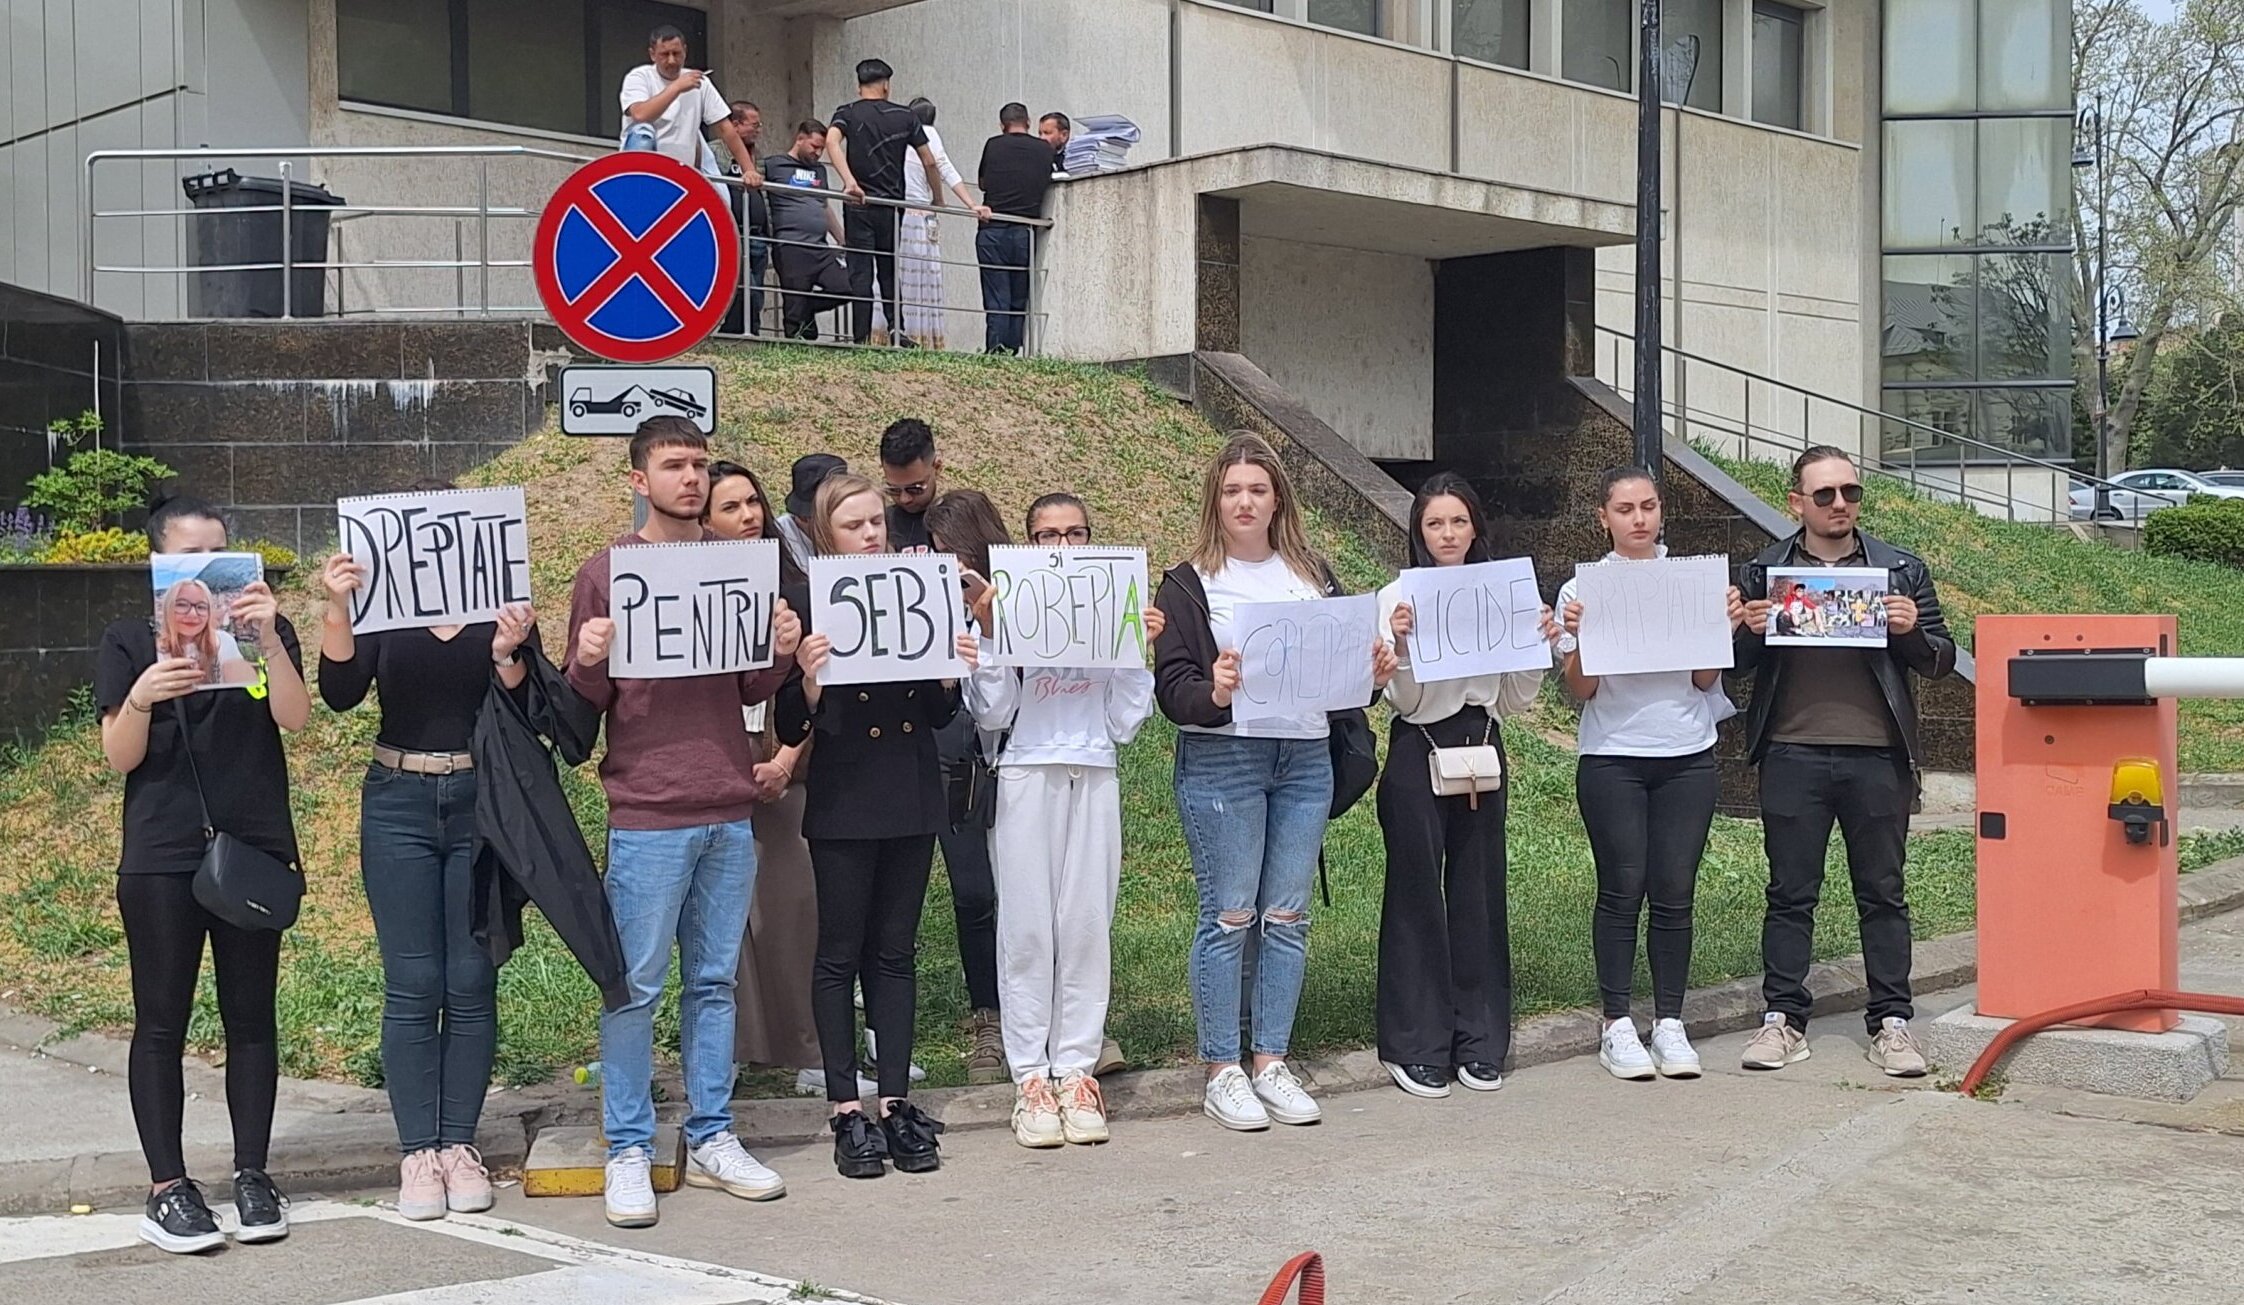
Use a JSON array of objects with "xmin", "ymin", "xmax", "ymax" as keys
[{"xmin": 469, "ymin": 640, "xmax": 628, "ymax": 1012}]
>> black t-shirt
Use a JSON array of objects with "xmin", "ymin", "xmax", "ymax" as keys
[
  {"xmin": 95, "ymin": 615, "xmax": 304, "ymax": 876},
  {"xmin": 318, "ymin": 623, "xmax": 499, "ymax": 753},
  {"xmin": 886, "ymin": 503, "xmax": 932, "ymax": 553},
  {"xmin": 830, "ymin": 98, "xmax": 927, "ymax": 201},
  {"xmin": 978, "ymin": 132, "xmax": 1056, "ymax": 218},
  {"xmin": 761, "ymin": 153, "xmax": 838, "ymax": 246}
]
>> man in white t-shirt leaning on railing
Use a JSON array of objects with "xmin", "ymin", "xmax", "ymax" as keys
[{"xmin": 619, "ymin": 23, "xmax": 760, "ymax": 191}]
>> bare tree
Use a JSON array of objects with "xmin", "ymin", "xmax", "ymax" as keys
[{"xmin": 2073, "ymin": 0, "xmax": 2244, "ymax": 474}]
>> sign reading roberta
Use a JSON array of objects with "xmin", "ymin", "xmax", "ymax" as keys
[
  {"xmin": 608, "ymin": 538, "xmax": 781, "ymax": 679},
  {"xmin": 338, "ymin": 487, "xmax": 532, "ymax": 634},
  {"xmin": 810, "ymin": 552, "xmax": 971, "ymax": 686},
  {"xmin": 985, "ymin": 545, "xmax": 1150, "ymax": 670}
]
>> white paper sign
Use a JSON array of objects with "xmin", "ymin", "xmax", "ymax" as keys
[
  {"xmin": 1231, "ymin": 593, "xmax": 1380, "ymax": 722},
  {"xmin": 338, "ymin": 487, "xmax": 532, "ymax": 633},
  {"xmin": 810, "ymin": 552, "xmax": 971, "ymax": 686},
  {"xmin": 985, "ymin": 545, "xmax": 1151, "ymax": 669},
  {"xmin": 1397, "ymin": 557, "xmax": 1549, "ymax": 683},
  {"xmin": 1765, "ymin": 565, "xmax": 1889, "ymax": 648},
  {"xmin": 1574, "ymin": 554, "xmax": 1736, "ymax": 677},
  {"xmin": 608, "ymin": 539, "xmax": 780, "ymax": 679}
]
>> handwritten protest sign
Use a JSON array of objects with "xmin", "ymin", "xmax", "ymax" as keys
[
  {"xmin": 1231, "ymin": 593, "xmax": 1379, "ymax": 722},
  {"xmin": 338, "ymin": 488, "xmax": 531, "ymax": 633},
  {"xmin": 608, "ymin": 539, "xmax": 780, "ymax": 679},
  {"xmin": 1397, "ymin": 557, "xmax": 1548, "ymax": 683},
  {"xmin": 810, "ymin": 552, "xmax": 971, "ymax": 686},
  {"xmin": 985, "ymin": 545, "xmax": 1150, "ymax": 670},
  {"xmin": 1573, "ymin": 554, "xmax": 1735, "ymax": 677}
]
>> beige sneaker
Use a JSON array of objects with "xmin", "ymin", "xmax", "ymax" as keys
[
  {"xmin": 1867, "ymin": 1017, "xmax": 1928, "ymax": 1078},
  {"xmin": 1012, "ymin": 1077, "xmax": 1064, "ymax": 1149},
  {"xmin": 966, "ymin": 1008, "xmax": 1008, "ymax": 1086},
  {"xmin": 397, "ymin": 1149, "xmax": 447, "ymax": 1221},
  {"xmin": 1058, "ymin": 1072, "xmax": 1110, "ymax": 1145},
  {"xmin": 438, "ymin": 1144, "xmax": 494, "ymax": 1213},
  {"xmin": 1740, "ymin": 1013, "xmax": 1811, "ymax": 1070},
  {"xmin": 1094, "ymin": 1036, "xmax": 1128, "ymax": 1078}
]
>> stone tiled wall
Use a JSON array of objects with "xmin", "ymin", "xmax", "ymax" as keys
[
  {"xmin": 0, "ymin": 283, "xmax": 127, "ymax": 507},
  {"xmin": 0, "ymin": 564, "xmax": 149, "ymax": 745}
]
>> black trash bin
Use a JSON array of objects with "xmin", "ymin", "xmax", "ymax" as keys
[{"xmin": 182, "ymin": 169, "xmax": 345, "ymax": 318}]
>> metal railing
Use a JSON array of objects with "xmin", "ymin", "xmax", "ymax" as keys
[
  {"xmin": 1591, "ymin": 326, "xmax": 2129, "ymax": 525},
  {"xmin": 83, "ymin": 143, "xmax": 1051, "ymax": 353}
]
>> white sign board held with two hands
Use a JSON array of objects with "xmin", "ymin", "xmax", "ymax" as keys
[
  {"xmin": 809, "ymin": 552, "xmax": 972, "ymax": 686},
  {"xmin": 1397, "ymin": 557, "xmax": 1549, "ymax": 684},
  {"xmin": 338, "ymin": 487, "xmax": 532, "ymax": 634},
  {"xmin": 608, "ymin": 538, "xmax": 781, "ymax": 678},
  {"xmin": 985, "ymin": 545, "xmax": 1151, "ymax": 670},
  {"xmin": 1573, "ymin": 554, "xmax": 1736, "ymax": 677},
  {"xmin": 1231, "ymin": 593, "xmax": 1381, "ymax": 722}
]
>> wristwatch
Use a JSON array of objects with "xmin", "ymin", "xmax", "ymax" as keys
[{"xmin": 1555, "ymin": 633, "xmax": 1579, "ymax": 657}]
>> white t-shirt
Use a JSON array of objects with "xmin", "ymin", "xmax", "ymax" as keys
[
  {"xmin": 1554, "ymin": 550, "xmax": 1734, "ymax": 757},
  {"xmin": 1185, "ymin": 554, "xmax": 1328, "ymax": 741},
  {"xmin": 619, "ymin": 64, "xmax": 730, "ymax": 167},
  {"xmin": 904, "ymin": 124, "xmax": 965, "ymax": 208},
  {"xmin": 1378, "ymin": 581, "xmax": 1544, "ymax": 725}
]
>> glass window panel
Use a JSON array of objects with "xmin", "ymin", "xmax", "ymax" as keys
[
  {"xmin": 468, "ymin": 0, "xmax": 588, "ymax": 136},
  {"xmin": 1883, "ymin": 255, "xmax": 1976, "ymax": 383},
  {"xmin": 1976, "ymin": 117, "xmax": 2067, "ymax": 245},
  {"xmin": 1751, "ymin": 2, "xmax": 1804, "ymax": 130},
  {"xmin": 1979, "ymin": 387, "xmax": 2071, "ymax": 459},
  {"xmin": 596, "ymin": 2, "xmax": 709, "ymax": 142},
  {"xmin": 338, "ymin": 0, "xmax": 453, "ymax": 115},
  {"xmin": 1662, "ymin": 0, "xmax": 1723, "ymax": 112},
  {"xmin": 1308, "ymin": 0, "xmax": 1382, "ymax": 38},
  {"xmin": 1881, "ymin": 388, "xmax": 1974, "ymax": 457},
  {"xmin": 1563, "ymin": 0, "xmax": 1634, "ymax": 92},
  {"xmin": 1211, "ymin": 0, "xmax": 1277, "ymax": 9},
  {"xmin": 1980, "ymin": 0, "xmax": 2071, "ymax": 111},
  {"xmin": 1883, "ymin": 0, "xmax": 1974, "ymax": 114},
  {"xmin": 1883, "ymin": 120, "xmax": 1974, "ymax": 248},
  {"xmin": 1977, "ymin": 252, "xmax": 2069, "ymax": 381},
  {"xmin": 1454, "ymin": 0, "xmax": 1530, "ymax": 68}
]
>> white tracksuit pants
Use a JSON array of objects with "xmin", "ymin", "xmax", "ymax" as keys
[{"xmin": 992, "ymin": 762, "xmax": 1123, "ymax": 1083}]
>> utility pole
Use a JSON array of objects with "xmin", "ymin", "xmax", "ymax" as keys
[{"xmin": 1633, "ymin": 0, "xmax": 1664, "ymax": 479}]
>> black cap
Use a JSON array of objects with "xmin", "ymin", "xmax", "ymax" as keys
[{"xmin": 787, "ymin": 453, "xmax": 847, "ymax": 519}]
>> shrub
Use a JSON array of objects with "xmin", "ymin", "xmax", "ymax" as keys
[
  {"xmin": 0, "ymin": 507, "xmax": 50, "ymax": 563},
  {"xmin": 24, "ymin": 412, "xmax": 173, "ymax": 535},
  {"xmin": 240, "ymin": 540, "xmax": 300, "ymax": 571},
  {"xmin": 2143, "ymin": 495, "xmax": 2244, "ymax": 569},
  {"xmin": 41, "ymin": 527, "xmax": 152, "ymax": 564}
]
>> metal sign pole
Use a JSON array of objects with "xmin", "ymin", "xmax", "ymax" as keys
[{"xmin": 1633, "ymin": 0, "xmax": 1664, "ymax": 480}]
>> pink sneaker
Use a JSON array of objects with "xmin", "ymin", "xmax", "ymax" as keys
[
  {"xmin": 439, "ymin": 1145, "xmax": 495, "ymax": 1214},
  {"xmin": 398, "ymin": 1149, "xmax": 447, "ymax": 1221}
]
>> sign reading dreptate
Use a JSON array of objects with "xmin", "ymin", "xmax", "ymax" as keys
[
  {"xmin": 338, "ymin": 488, "xmax": 532, "ymax": 634},
  {"xmin": 810, "ymin": 552, "xmax": 971, "ymax": 686},
  {"xmin": 985, "ymin": 545, "xmax": 1150, "ymax": 670},
  {"xmin": 608, "ymin": 538, "xmax": 780, "ymax": 679}
]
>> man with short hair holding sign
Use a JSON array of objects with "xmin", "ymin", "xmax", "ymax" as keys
[{"xmin": 564, "ymin": 417, "xmax": 801, "ymax": 1228}]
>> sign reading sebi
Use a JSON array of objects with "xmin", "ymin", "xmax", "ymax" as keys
[
  {"xmin": 338, "ymin": 488, "xmax": 532, "ymax": 634},
  {"xmin": 810, "ymin": 552, "xmax": 970, "ymax": 686},
  {"xmin": 609, "ymin": 538, "xmax": 780, "ymax": 678}
]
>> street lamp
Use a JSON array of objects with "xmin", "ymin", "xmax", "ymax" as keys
[{"xmin": 2076, "ymin": 96, "xmax": 2118, "ymax": 519}]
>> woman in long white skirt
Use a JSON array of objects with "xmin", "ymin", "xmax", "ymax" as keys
[{"xmin": 892, "ymin": 97, "xmax": 964, "ymax": 350}]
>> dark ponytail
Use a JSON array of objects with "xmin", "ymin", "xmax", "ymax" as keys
[{"xmin": 1597, "ymin": 465, "xmax": 1660, "ymax": 507}]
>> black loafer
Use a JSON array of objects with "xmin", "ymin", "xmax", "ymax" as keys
[
  {"xmin": 1382, "ymin": 1061, "xmax": 1452, "ymax": 1099},
  {"xmin": 880, "ymin": 1100, "xmax": 946, "ymax": 1174},
  {"xmin": 831, "ymin": 1111, "xmax": 889, "ymax": 1179},
  {"xmin": 1456, "ymin": 1062, "xmax": 1504, "ymax": 1092}
]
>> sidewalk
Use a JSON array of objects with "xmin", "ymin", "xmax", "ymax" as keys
[{"xmin": 9, "ymin": 858, "xmax": 2243, "ymax": 1218}]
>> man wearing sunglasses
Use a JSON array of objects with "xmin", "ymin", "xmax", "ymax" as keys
[
  {"xmin": 878, "ymin": 417, "xmax": 943, "ymax": 554},
  {"xmin": 1724, "ymin": 445, "xmax": 1956, "ymax": 1081}
]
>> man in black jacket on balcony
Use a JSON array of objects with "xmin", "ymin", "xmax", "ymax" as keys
[{"xmin": 1725, "ymin": 445, "xmax": 1957, "ymax": 1080}]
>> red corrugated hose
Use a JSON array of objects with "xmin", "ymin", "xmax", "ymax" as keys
[
  {"xmin": 1258, "ymin": 1252, "xmax": 1326, "ymax": 1305},
  {"xmin": 1958, "ymin": 988, "xmax": 2244, "ymax": 1097}
]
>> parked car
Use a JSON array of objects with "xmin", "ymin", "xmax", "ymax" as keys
[
  {"xmin": 2069, "ymin": 469, "xmax": 2244, "ymax": 521},
  {"xmin": 2199, "ymin": 470, "xmax": 2244, "ymax": 489}
]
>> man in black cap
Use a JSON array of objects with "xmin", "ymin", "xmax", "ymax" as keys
[{"xmin": 775, "ymin": 453, "xmax": 845, "ymax": 571}]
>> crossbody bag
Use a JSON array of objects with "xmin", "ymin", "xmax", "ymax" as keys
[
  {"xmin": 1422, "ymin": 711, "xmax": 1502, "ymax": 809},
  {"xmin": 176, "ymin": 699, "xmax": 304, "ymax": 932}
]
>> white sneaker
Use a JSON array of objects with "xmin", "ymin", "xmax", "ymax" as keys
[
  {"xmin": 794, "ymin": 1067, "xmax": 879, "ymax": 1098},
  {"xmin": 1649, "ymin": 1018, "xmax": 1702, "ymax": 1079},
  {"xmin": 1202, "ymin": 1066, "xmax": 1271, "ymax": 1131},
  {"xmin": 603, "ymin": 1146, "xmax": 659, "ymax": 1228},
  {"xmin": 686, "ymin": 1132, "xmax": 786, "ymax": 1201},
  {"xmin": 1012, "ymin": 1077, "xmax": 1065, "ymax": 1149},
  {"xmin": 1251, "ymin": 1061, "xmax": 1322, "ymax": 1125},
  {"xmin": 1599, "ymin": 1019, "xmax": 1656, "ymax": 1081},
  {"xmin": 863, "ymin": 1029, "xmax": 928, "ymax": 1083}
]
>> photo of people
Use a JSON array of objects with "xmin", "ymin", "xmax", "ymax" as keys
[
  {"xmin": 150, "ymin": 551, "xmax": 269, "ymax": 689},
  {"xmin": 1764, "ymin": 566, "xmax": 1890, "ymax": 649}
]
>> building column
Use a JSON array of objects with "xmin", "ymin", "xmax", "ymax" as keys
[{"xmin": 1195, "ymin": 195, "xmax": 1241, "ymax": 353}]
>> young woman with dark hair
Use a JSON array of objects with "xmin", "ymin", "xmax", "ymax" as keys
[
  {"xmin": 1375, "ymin": 472, "xmax": 1556, "ymax": 1099},
  {"xmin": 1554, "ymin": 467, "xmax": 1731, "ymax": 1081},
  {"xmin": 96, "ymin": 494, "xmax": 310, "ymax": 1252}
]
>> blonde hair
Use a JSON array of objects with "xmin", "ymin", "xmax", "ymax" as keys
[
  {"xmin": 157, "ymin": 577, "xmax": 220, "ymax": 669},
  {"xmin": 1188, "ymin": 433, "xmax": 1323, "ymax": 584},
  {"xmin": 809, "ymin": 471, "xmax": 886, "ymax": 556}
]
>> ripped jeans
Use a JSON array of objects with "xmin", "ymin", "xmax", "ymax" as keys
[{"xmin": 1175, "ymin": 731, "xmax": 1334, "ymax": 1064}]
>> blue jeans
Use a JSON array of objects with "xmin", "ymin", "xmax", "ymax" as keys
[
  {"xmin": 622, "ymin": 122, "xmax": 658, "ymax": 152},
  {"xmin": 1174, "ymin": 733, "xmax": 1333, "ymax": 1063},
  {"xmin": 361, "ymin": 764, "xmax": 496, "ymax": 1154},
  {"xmin": 976, "ymin": 224, "xmax": 1031, "ymax": 354},
  {"xmin": 601, "ymin": 820, "xmax": 757, "ymax": 1155}
]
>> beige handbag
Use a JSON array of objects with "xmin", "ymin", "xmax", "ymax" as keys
[{"xmin": 1422, "ymin": 716, "xmax": 1502, "ymax": 809}]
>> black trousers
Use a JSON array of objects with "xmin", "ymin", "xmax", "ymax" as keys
[
  {"xmin": 117, "ymin": 873, "xmax": 282, "ymax": 1184},
  {"xmin": 1374, "ymin": 710, "xmax": 1511, "ymax": 1068},
  {"xmin": 842, "ymin": 204, "xmax": 902, "ymax": 344},
  {"xmin": 774, "ymin": 243, "xmax": 850, "ymax": 336},
  {"xmin": 1759, "ymin": 743, "xmax": 1915, "ymax": 1034},
  {"xmin": 938, "ymin": 823, "xmax": 1000, "ymax": 1011},
  {"xmin": 808, "ymin": 835, "xmax": 936, "ymax": 1101},
  {"xmin": 1577, "ymin": 749, "xmax": 1720, "ymax": 1021}
]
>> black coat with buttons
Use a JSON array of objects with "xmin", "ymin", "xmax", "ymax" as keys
[{"xmin": 774, "ymin": 581, "xmax": 959, "ymax": 841}]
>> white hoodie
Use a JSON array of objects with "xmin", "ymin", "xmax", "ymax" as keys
[{"xmin": 965, "ymin": 660, "xmax": 1156, "ymax": 769}]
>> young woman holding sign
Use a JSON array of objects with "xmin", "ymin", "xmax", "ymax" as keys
[
  {"xmin": 319, "ymin": 477, "xmax": 537, "ymax": 1220},
  {"xmin": 777, "ymin": 471, "xmax": 980, "ymax": 1179},
  {"xmin": 1153, "ymin": 434, "xmax": 1396, "ymax": 1132},
  {"xmin": 1553, "ymin": 467, "xmax": 1732, "ymax": 1081},
  {"xmin": 1376, "ymin": 472, "xmax": 1554, "ymax": 1099},
  {"xmin": 96, "ymin": 494, "xmax": 309, "ymax": 1253}
]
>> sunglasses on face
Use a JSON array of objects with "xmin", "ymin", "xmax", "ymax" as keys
[
  {"xmin": 1806, "ymin": 483, "xmax": 1865, "ymax": 508},
  {"xmin": 884, "ymin": 481, "xmax": 931, "ymax": 500},
  {"xmin": 1029, "ymin": 527, "xmax": 1092, "ymax": 546}
]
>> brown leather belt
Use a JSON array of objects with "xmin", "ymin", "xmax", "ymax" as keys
[{"xmin": 372, "ymin": 745, "xmax": 474, "ymax": 774}]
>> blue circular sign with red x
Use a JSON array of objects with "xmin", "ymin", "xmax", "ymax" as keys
[{"xmin": 533, "ymin": 151, "xmax": 740, "ymax": 364}]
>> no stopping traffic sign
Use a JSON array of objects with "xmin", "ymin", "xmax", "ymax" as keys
[{"xmin": 533, "ymin": 151, "xmax": 740, "ymax": 364}]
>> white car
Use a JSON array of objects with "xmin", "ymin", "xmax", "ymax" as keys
[{"xmin": 2069, "ymin": 469, "xmax": 2244, "ymax": 521}]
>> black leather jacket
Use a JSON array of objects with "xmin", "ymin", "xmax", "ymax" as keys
[{"xmin": 1732, "ymin": 529, "xmax": 1958, "ymax": 769}]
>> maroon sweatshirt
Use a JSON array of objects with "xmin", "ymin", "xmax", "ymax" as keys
[{"xmin": 565, "ymin": 530, "xmax": 791, "ymax": 831}]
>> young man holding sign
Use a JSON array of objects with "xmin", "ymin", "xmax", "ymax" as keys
[
  {"xmin": 564, "ymin": 419, "xmax": 802, "ymax": 1228},
  {"xmin": 1727, "ymin": 447, "xmax": 1956, "ymax": 1079}
]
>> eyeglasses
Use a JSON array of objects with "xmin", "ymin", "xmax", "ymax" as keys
[
  {"xmin": 1029, "ymin": 527, "xmax": 1092, "ymax": 546},
  {"xmin": 884, "ymin": 481, "xmax": 931, "ymax": 499},
  {"xmin": 173, "ymin": 600, "xmax": 211, "ymax": 615},
  {"xmin": 1807, "ymin": 484, "xmax": 1865, "ymax": 508}
]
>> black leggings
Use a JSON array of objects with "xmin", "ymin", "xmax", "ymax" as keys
[
  {"xmin": 117, "ymin": 873, "xmax": 282, "ymax": 1184},
  {"xmin": 939, "ymin": 822, "xmax": 1000, "ymax": 1011},
  {"xmin": 808, "ymin": 835, "xmax": 935, "ymax": 1102},
  {"xmin": 1576, "ymin": 749, "xmax": 1720, "ymax": 1021}
]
